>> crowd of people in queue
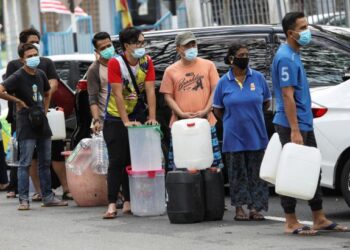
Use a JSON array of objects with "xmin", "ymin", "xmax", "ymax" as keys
[{"xmin": 0, "ymin": 11, "xmax": 348, "ymax": 235}]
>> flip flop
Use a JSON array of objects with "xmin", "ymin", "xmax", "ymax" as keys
[
  {"xmin": 234, "ymin": 214, "xmax": 249, "ymax": 221},
  {"xmin": 249, "ymin": 212, "xmax": 265, "ymax": 221},
  {"xmin": 103, "ymin": 211, "xmax": 117, "ymax": 219},
  {"xmin": 287, "ymin": 226, "xmax": 318, "ymax": 236},
  {"xmin": 18, "ymin": 202, "xmax": 30, "ymax": 211},
  {"xmin": 316, "ymin": 222, "xmax": 349, "ymax": 232},
  {"xmin": 6, "ymin": 191, "xmax": 16, "ymax": 199},
  {"xmin": 31, "ymin": 193, "xmax": 42, "ymax": 202}
]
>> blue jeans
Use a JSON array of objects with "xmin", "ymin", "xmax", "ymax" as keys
[{"xmin": 18, "ymin": 138, "xmax": 54, "ymax": 203}]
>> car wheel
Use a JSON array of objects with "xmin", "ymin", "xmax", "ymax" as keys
[{"xmin": 340, "ymin": 158, "xmax": 350, "ymax": 207}]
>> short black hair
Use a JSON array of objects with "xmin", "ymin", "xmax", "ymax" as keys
[
  {"xmin": 19, "ymin": 28, "xmax": 41, "ymax": 43},
  {"xmin": 18, "ymin": 43, "xmax": 38, "ymax": 58},
  {"xmin": 92, "ymin": 32, "xmax": 111, "ymax": 49},
  {"xmin": 224, "ymin": 43, "xmax": 248, "ymax": 65},
  {"xmin": 119, "ymin": 27, "xmax": 142, "ymax": 51},
  {"xmin": 282, "ymin": 12, "xmax": 306, "ymax": 36}
]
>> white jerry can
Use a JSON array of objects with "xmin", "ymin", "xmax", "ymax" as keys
[
  {"xmin": 259, "ymin": 133, "xmax": 282, "ymax": 184},
  {"xmin": 47, "ymin": 108, "xmax": 66, "ymax": 140},
  {"xmin": 275, "ymin": 143, "xmax": 322, "ymax": 200},
  {"xmin": 171, "ymin": 118, "xmax": 213, "ymax": 170}
]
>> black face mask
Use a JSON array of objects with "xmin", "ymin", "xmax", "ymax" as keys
[{"xmin": 233, "ymin": 57, "xmax": 249, "ymax": 70}]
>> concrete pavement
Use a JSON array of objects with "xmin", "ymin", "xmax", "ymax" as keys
[{"xmin": 1, "ymin": 192, "xmax": 350, "ymax": 250}]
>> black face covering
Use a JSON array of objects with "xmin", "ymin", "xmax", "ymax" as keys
[{"xmin": 233, "ymin": 57, "xmax": 249, "ymax": 70}]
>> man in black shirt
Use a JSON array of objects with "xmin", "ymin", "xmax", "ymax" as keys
[
  {"xmin": 5, "ymin": 28, "xmax": 72, "ymax": 201},
  {"xmin": 0, "ymin": 43, "xmax": 67, "ymax": 209}
]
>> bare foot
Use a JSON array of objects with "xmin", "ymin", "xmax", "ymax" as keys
[
  {"xmin": 122, "ymin": 201, "xmax": 131, "ymax": 214},
  {"xmin": 103, "ymin": 203, "xmax": 117, "ymax": 219}
]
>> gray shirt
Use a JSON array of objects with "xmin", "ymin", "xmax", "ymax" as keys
[{"xmin": 86, "ymin": 60, "xmax": 108, "ymax": 120}]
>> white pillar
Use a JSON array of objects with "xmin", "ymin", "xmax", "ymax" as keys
[
  {"xmin": 184, "ymin": 0, "xmax": 203, "ymax": 27},
  {"xmin": 4, "ymin": 0, "xmax": 23, "ymax": 61},
  {"xmin": 98, "ymin": 0, "xmax": 114, "ymax": 34}
]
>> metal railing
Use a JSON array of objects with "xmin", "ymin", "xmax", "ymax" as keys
[
  {"xmin": 206, "ymin": 0, "xmax": 350, "ymax": 27},
  {"xmin": 43, "ymin": 16, "xmax": 94, "ymax": 56}
]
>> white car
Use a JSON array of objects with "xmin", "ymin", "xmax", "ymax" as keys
[{"xmin": 311, "ymin": 80, "xmax": 350, "ymax": 206}]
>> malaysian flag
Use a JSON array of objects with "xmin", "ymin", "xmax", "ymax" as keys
[{"xmin": 40, "ymin": 0, "xmax": 87, "ymax": 16}]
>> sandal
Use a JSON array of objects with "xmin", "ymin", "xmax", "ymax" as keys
[
  {"xmin": 234, "ymin": 207, "xmax": 249, "ymax": 221},
  {"xmin": 6, "ymin": 191, "xmax": 16, "ymax": 199},
  {"xmin": 62, "ymin": 192, "xmax": 73, "ymax": 200},
  {"xmin": 249, "ymin": 211, "xmax": 265, "ymax": 221},
  {"xmin": 122, "ymin": 201, "xmax": 132, "ymax": 214},
  {"xmin": 103, "ymin": 211, "xmax": 117, "ymax": 219},
  {"xmin": 32, "ymin": 193, "xmax": 42, "ymax": 202},
  {"xmin": 18, "ymin": 201, "xmax": 30, "ymax": 211}
]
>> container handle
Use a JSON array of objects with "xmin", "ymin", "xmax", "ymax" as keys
[
  {"xmin": 153, "ymin": 126, "xmax": 164, "ymax": 139},
  {"xmin": 187, "ymin": 122, "xmax": 195, "ymax": 127}
]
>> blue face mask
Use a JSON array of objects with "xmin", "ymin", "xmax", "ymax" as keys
[
  {"xmin": 100, "ymin": 46, "xmax": 115, "ymax": 60},
  {"xmin": 296, "ymin": 29, "xmax": 312, "ymax": 46},
  {"xmin": 184, "ymin": 48, "xmax": 198, "ymax": 61},
  {"xmin": 132, "ymin": 48, "xmax": 146, "ymax": 59},
  {"xmin": 26, "ymin": 56, "xmax": 40, "ymax": 69}
]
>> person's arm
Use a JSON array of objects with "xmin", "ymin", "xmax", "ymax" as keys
[
  {"xmin": 195, "ymin": 62, "xmax": 220, "ymax": 118},
  {"xmin": 47, "ymin": 79, "xmax": 58, "ymax": 104},
  {"xmin": 282, "ymin": 86, "xmax": 303, "ymax": 144},
  {"xmin": 263, "ymin": 100, "xmax": 271, "ymax": 111},
  {"xmin": 43, "ymin": 90, "xmax": 50, "ymax": 114},
  {"xmin": 0, "ymin": 85, "xmax": 27, "ymax": 109},
  {"xmin": 144, "ymin": 58, "xmax": 157, "ymax": 124},
  {"xmin": 277, "ymin": 59, "xmax": 303, "ymax": 144},
  {"xmin": 87, "ymin": 63, "xmax": 103, "ymax": 132},
  {"xmin": 213, "ymin": 108, "xmax": 224, "ymax": 120}
]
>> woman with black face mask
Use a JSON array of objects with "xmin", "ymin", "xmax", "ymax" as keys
[{"xmin": 213, "ymin": 44, "xmax": 271, "ymax": 221}]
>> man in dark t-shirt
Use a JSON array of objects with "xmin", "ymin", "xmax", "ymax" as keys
[
  {"xmin": 0, "ymin": 43, "xmax": 67, "ymax": 209},
  {"xmin": 5, "ymin": 28, "xmax": 72, "ymax": 201}
]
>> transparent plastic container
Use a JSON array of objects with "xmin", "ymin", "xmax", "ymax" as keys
[
  {"xmin": 66, "ymin": 138, "xmax": 93, "ymax": 175},
  {"xmin": 127, "ymin": 125, "xmax": 162, "ymax": 171},
  {"xmin": 171, "ymin": 118, "xmax": 213, "ymax": 170},
  {"xmin": 91, "ymin": 133, "xmax": 108, "ymax": 175},
  {"xmin": 6, "ymin": 135, "xmax": 19, "ymax": 167},
  {"xmin": 275, "ymin": 143, "xmax": 321, "ymax": 200},
  {"xmin": 127, "ymin": 167, "xmax": 166, "ymax": 216}
]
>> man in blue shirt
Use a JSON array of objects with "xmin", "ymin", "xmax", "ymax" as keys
[{"xmin": 272, "ymin": 12, "xmax": 347, "ymax": 235}]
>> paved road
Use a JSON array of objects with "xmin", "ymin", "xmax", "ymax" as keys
[{"xmin": 1, "ymin": 190, "xmax": 350, "ymax": 250}]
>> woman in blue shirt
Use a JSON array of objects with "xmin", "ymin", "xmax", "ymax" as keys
[{"xmin": 213, "ymin": 44, "xmax": 271, "ymax": 221}]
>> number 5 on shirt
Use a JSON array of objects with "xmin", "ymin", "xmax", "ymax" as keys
[{"xmin": 281, "ymin": 66, "xmax": 290, "ymax": 82}]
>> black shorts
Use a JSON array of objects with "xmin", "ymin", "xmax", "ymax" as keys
[{"xmin": 32, "ymin": 140, "xmax": 65, "ymax": 161}]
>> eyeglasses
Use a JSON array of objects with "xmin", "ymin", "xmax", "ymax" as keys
[{"xmin": 130, "ymin": 40, "xmax": 146, "ymax": 47}]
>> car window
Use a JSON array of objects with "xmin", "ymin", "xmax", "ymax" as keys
[
  {"xmin": 277, "ymin": 35, "xmax": 350, "ymax": 87},
  {"xmin": 54, "ymin": 60, "xmax": 92, "ymax": 90},
  {"xmin": 197, "ymin": 35, "xmax": 270, "ymax": 78},
  {"xmin": 145, "ymin": 37, "xmax": 177, "ymax": 85}
]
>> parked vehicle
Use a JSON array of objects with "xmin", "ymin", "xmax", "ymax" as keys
[
  {"xmin": 311, "ymin": 81, "xmax": 350, "ymax": 206},
  {"xmin": 109, "ymin": 25, "xmax": 350, "ymax": 201}
]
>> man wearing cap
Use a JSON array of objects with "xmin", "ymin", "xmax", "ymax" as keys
[{"xmin": 160, "ymin": 31, "xmax": 223, "ymax": 170}]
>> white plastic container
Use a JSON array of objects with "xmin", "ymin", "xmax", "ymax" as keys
[
  {"xmin": 275, "ymin": 143, "xmax": 322, "ymax": 200},
  {"xmin": 259, "ymin": 133, "xmax": 282, "ymax": 184},
  {"xmin": 127, "ymin": 125, "xmax": 162, "ymax": 171},
  {"xmin": 47, "ymin": 108, "xmax": 66, "ymax": 140},
  {"xmin": 171, "ymin": 118, "xmax": 213, "ymax": 170},
  {"xmin": 127, "ymin": 167, "xmax": 166, "ymax": 216}
]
